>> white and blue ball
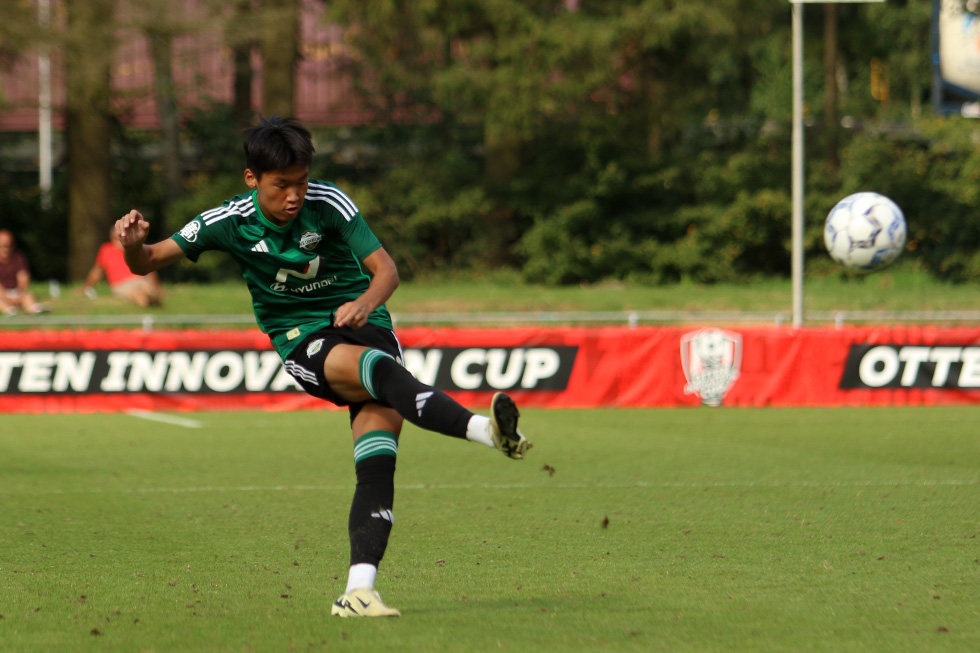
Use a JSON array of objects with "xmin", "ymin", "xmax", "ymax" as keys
[{"xmin": 823, "ymin": 192, "xmax": 906, "ymax": 271}]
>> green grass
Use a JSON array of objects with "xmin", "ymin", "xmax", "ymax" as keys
[
  {"xmin": 19, "ymin": 262, "xmax": 980, "ymax": 323},
  {"xmin": 2, "ymin": 407, "xmax": 979, "ymax": 651}
]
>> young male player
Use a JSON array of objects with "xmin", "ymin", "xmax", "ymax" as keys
[{"xmin": 114, "ymin": 115, "xmax": 531, "ymax": 618}]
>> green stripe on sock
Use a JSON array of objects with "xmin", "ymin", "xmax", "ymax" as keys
[
  {"xmin": 358, "ymin": 349, "xmax": 394, "ymax": 401},
  {"xmin": 353, "ymin": 430, "xmax": 398, "ymax": 463}
]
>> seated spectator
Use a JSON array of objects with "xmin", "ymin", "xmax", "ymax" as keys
[
  {"xmin": 82, "ymin": 228, "xmax": 165, "ymax": 308},
  {"xmin": 0, "ymin": 229, "xmax": 47, "ymax": 316}
]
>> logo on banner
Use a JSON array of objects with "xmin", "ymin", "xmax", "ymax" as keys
[{"xmin": 680, "ymin": 328, "xmax": 742, "ymax": 407}]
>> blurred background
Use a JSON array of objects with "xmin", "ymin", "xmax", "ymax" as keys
[{"xmin": 0, "ymin": 0, "xmax": 977, "ymax": 288}]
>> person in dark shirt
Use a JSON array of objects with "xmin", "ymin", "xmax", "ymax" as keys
[{"xmin": 0, "ymin": 230, "xmax": 46, "ymax": 316}]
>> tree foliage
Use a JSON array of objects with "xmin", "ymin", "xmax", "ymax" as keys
[{"xmin": 2, "ymin": 0, "xmax": 978, "ymax": 285}]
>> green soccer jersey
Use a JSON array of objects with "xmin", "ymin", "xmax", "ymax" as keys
[{"xmin": 171, "ymin": 180, "xmax": 393, "ymax": 357}]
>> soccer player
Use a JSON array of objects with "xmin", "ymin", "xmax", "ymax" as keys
[{"xmin": 113, "ymin": 115, "xmax": 531, "ymax": 618}]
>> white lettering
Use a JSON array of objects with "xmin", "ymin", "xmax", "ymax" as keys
[
  {"xmin": 244, "ymin": 352, "xmax": 283, "ymax": 391},
  {"xmin": 928, "ymin": 347, "xmax": 962, "ymax": 386},
  {"xmin": 0, "ymin": 352, "xmax": 23, "ymax": 390},
  {"xmin": 165, "ymin": 352, "xmax": 209, "ymax": 391},
  {"xmin": 101, "ymin": 352, "xmax": 131, "ymax": 391},
  {"xmin": 521, "ymin": 348, "xmax": 561, "ymax": 388},
  {"xmin": 20, "ymin": 353, "xmax": 55, "ymax": 392},
  {"xmin": 486, "ymin": 348, "xmax": 524, "ymax": 389},
  {"xmin": 898, "ymin": 347, "xmax": 931, "ymax": 387},
  {"xmin": 451, "ymin": 349, "xmax": 486, "ymax": 390},
  {"xmin": 127, "ymin": 352, "xmax": 170, "ymax": 391},
  {"xmin": 858, "ymin": 346, "xmax": 899, "ymax": 387},
  {"xmin": 52, "ymin": 352, "xmax": 96, "ymax": 392},
  {"xmin": 204, "ymin": 352, "xmax": 244, "ymax": 392},
  {"xmin": 403, "ymin": 349, "xmax": 442, "ymax": 386},
  {"xmin": 958, "ymin": 347, "xmax": 980, "ymax": 387}
]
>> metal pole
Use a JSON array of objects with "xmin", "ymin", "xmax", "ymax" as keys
[
  {"xmin": 791, "ymin": 2, "xmax": 805, "ymax": 328},
  {"xmin": 38, "ymin": 0, "xmax": 52, "ymax": 211},
  {"xmin": 789, "ymin": 0, "xmax": 885, "ymax": 327}
]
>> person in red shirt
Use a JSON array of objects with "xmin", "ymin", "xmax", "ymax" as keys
[
  {"xmin": 0, "ymin": 229, "xmax": 46, "ymax": 316},
  {"xmin": 82, "ymin": 228, "xmax": 164, "ymax": 307}
]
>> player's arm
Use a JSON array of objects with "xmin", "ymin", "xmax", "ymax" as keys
[
  {"xmin": 333, "ymin": 247, "xmax": 399, "ymax": 329},
  {"xmin": 115, "ymin": 209, "xmax": 185, "ymax": 274}
]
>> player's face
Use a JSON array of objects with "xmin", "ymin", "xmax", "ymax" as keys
[{"xmin": 246, "ymin": 164, "xmax": 310, "ymax": 226}]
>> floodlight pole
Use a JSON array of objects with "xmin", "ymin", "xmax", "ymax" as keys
[{"xmin": 788, "ymin": 0, "xmax": 884, "ymax": 328}]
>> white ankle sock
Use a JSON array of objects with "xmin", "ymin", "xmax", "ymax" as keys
[
  {"xmin": 465, "ymin": 415, "xmax": 495, "ymax": 448},
  {"xmin": 345, "ymin": 563, "xmax": 378, "ymax": 593}
]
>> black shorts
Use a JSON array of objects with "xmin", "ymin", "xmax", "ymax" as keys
[{"xmin": 282, "ymin": 323, "xmax": 403, "ymax": 410}]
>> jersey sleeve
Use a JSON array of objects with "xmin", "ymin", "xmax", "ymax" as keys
[
  {"xmin": 339, "ymin": 211, "xmax": 383, "ymax": 261},
  {"xmin": 170, "ymin": 212, "xmax": 225, "ymax": 262}
]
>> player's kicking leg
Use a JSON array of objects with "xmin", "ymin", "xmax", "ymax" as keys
[
  {"xmin": 488, "ymin": 392, "xmax": 531, "ymax": 459},
  {"xmin": 329, "ymin": 345, "xmax": 534, "ymax": 458}
]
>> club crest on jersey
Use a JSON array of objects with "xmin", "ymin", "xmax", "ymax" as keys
[
  {"xmin": 306, "ymin": 338, "xmax": 324, "ymax": 358},
  {"xmin": 298, "ymin": 231, "xmax": 322, "ymax": 251},
  {"xmin": 680, "ymin": 328, "xmax": 743, "ymax": 407},
  {"xmin": 179, "ymin": 220, "xmax": 201, "ymax": 243}
]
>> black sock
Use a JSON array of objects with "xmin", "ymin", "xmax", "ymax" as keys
[
  {"xmin": 359, "ymin": 350, "xmax": 472, "ymax": 438},
  {"xmin": 348, "ymin": 444, "xmax": 397, "ymax": 567}
]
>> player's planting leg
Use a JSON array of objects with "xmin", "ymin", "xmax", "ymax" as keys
[
  {"xmin": 332, "ymin": 430, "xmax": 401, "ymax": 618},
  {"xmin": 358, "ymin": 349, "xmax": 532, "ymax": 459}
]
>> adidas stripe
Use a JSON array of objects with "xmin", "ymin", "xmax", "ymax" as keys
[
  {"xmin": 284, "ymin": 360, "xmax": 318, "ymax": 385},
  {"xmin": 359, "ymin": 349, "xmax": 394, "ymax": 400},
  {"xmin": 307, "ymin": 183, "xmax": 359, "ymax": 221},
  {"xmin": 353, "ymin": 431, "xmax": 398, "ymax": 463}
]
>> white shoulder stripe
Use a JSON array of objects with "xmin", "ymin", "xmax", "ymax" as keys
[
  {"xmin": 203, "ymin": 197, "xmax": 254, "ymax": 225},
  {"xmin": 201, "ymin": 196, "xmax": 250, "ymax": 220},
  {"xmin": 307, "ymin": 185, "xmax": 358, "ymax": 220},
  {"xmin": 307, "ymin": 185, "xmax": 357, "ymax": 210},
  {"xmin": 322, "ymin": 198, "xmax": 355, "ymax": 221},
  {"xmin": 325, "ymin": 186, "xmax": 358, "ymax": 215}
]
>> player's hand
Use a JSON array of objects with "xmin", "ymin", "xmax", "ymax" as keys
[
  {"xmin": 115, "ymin": 210, "xmax": 151, "ymax": 249},
  {"xmin": 333, "ymin": 300, "xmax": 370, "ymax": 329}
]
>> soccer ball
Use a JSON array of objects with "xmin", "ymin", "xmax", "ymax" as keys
[{"xmin": 823, "ymin": 192, "xmax": 906, "ymax": 271}]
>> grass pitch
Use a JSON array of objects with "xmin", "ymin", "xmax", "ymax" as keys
[{"xmin": 1, "ymin": 406, "xmax": 979, "ymax": 652}]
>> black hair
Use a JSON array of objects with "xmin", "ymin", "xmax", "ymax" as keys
[{"xmin": 242, "ymin": 115, "xmax": 315, "ymax": 178}]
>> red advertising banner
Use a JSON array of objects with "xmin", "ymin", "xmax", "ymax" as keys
[{"xmin": 2, "ymin": 325, "xmax": 980, "ymax": 413}]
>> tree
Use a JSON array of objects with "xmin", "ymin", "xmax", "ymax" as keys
[
  {"xmin": 134, "ymin": 2, "xmax": 185, "ymax": 208},
  {"xmin": 224, "ymin": 0, "xmax": 260, "ymax": 130},
  {"xmin": 259, "ymin": 0, "xmax": 299, "ymax": 118},
  {"xmin": 65, "ymin": 0, "xmax": 116, "ymax": 281}
]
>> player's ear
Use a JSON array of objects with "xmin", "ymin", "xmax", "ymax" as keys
[{"xmin": 244, "ymin": 169, "xmax": 259, "ymax": 189}]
